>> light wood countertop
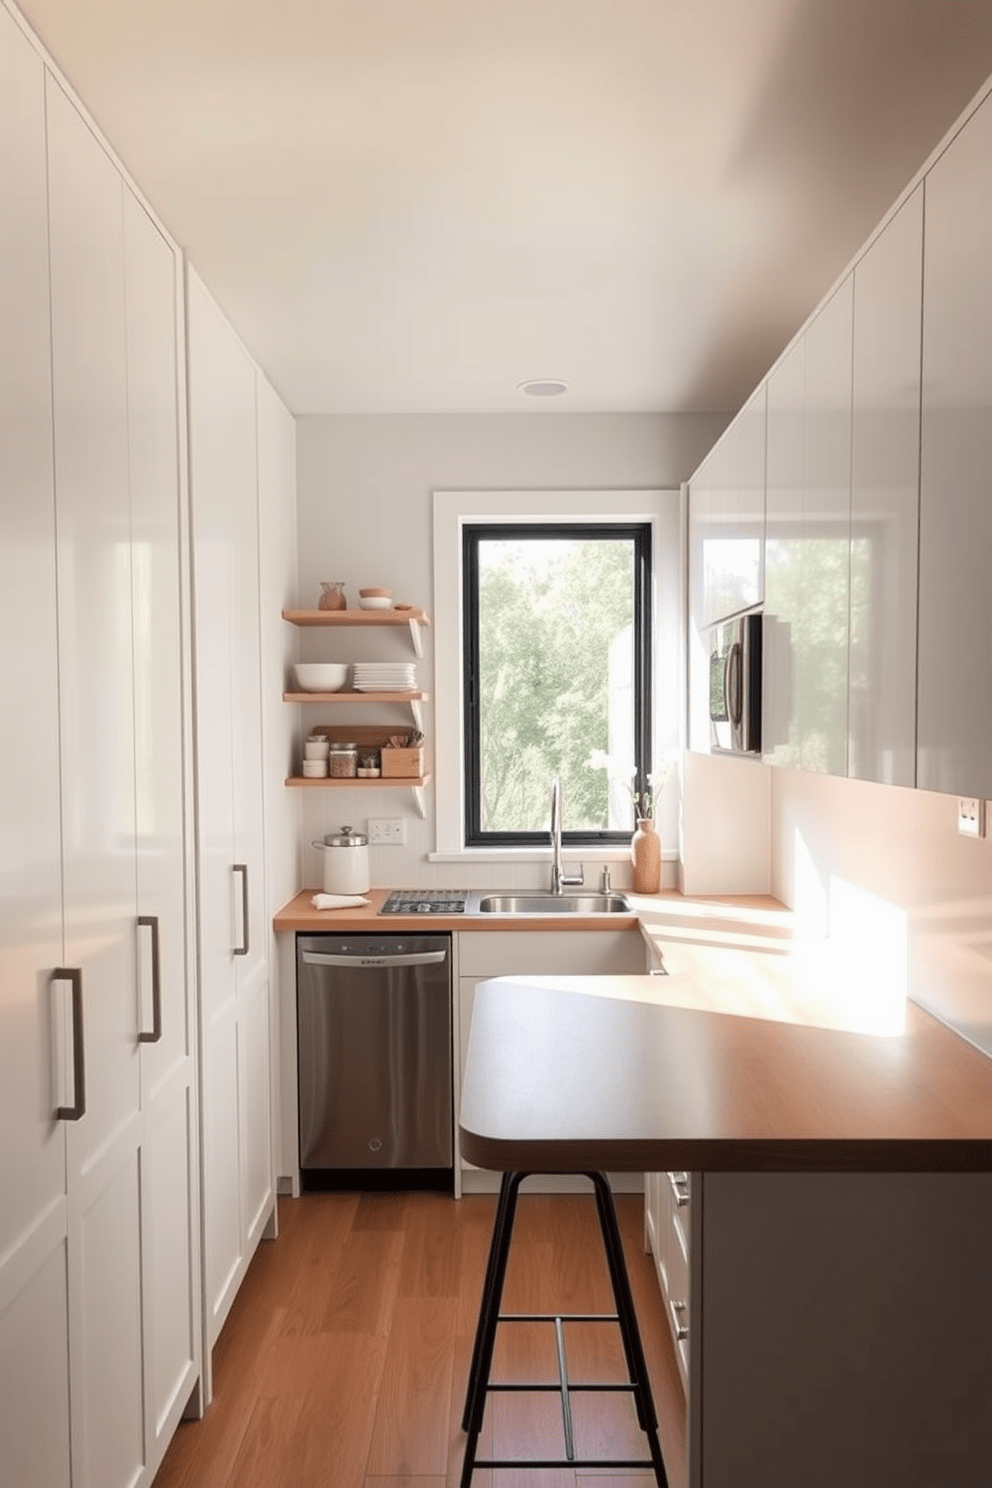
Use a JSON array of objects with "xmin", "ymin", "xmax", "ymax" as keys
[
  {"xmin": 458, "ymin": 971, "xmax": 992, "ymax": 1175},
  {"xmin": 272, "ymin": 886, "xmax": 642, "ymax": 932},
  {"xmin": 271, "ymin": 887, "xmax": 785, "ymax": 934}
]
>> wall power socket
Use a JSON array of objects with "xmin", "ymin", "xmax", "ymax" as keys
[
  {"xmin": 368, "ymin": 818, "xmax": 406, "ymax": 845},
  {"xmin": 957, "ymin": 798, "xmax": 986, "ymax": 839}
]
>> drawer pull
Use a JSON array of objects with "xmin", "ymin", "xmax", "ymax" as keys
[
  {"xmin": 670, "ymin": 1298, "xmax": 689, "ymax": 1342},
  {"xmin": 668, "ymin": 1171, "xmax": 690, "ymax": 1207}
]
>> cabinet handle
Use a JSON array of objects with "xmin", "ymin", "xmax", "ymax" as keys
[
  {"xmin": 137, "ymin": 915, "xmax": 163, "ymax": 1043},
  {"xmin": 233, "ymin": 864, "xmax": 249, "ymax": 956},
  {"xmin": 301, "ymin": 949, "xmax": 448, "ymax": 970},
  {"xmin": 668, "ymin": 1171, "xmax": 690, "ymax": 1207},
  {"xmin": 670, "ymin": 1298, "xmax": 689, "ymax": 1342},
  {"xmin": 54, "ymin": 968, "xmax": 86, "ymax": 1121}
]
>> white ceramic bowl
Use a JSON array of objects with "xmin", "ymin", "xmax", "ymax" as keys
[
  {"xmin": 358, "ymin": 596, "xmax": 393, "ymax": 610},
  {"xmin": 293, "ymin": 663, "xmax": 349, "ymax": 692}
]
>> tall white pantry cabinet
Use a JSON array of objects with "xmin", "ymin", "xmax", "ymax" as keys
[
  {"xmin": 185, "ymin": 269, "xmax": 283, "ymax": 1375},
  {"xmin": 0, "ymin": 9, "xmax": 199, "ymax": 1487},
  {"xmin": 0, "ymin": 4, "xmax": 294, "ymax": 1482}
]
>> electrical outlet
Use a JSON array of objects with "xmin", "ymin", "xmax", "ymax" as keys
[
  {"xmin": 368, "ymin": 817, "xmax": 406, "ymax": 845},
  {"xmin": 957, "ymin": 798, "xmax": 986, "ymax": 839}
]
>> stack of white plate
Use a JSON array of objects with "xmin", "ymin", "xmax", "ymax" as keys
[{"xmin": 352, "ymin": 662, "xmax": 418, "ymax": 692}]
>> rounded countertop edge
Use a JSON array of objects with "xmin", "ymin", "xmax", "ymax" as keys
[{"xmin": 457, "ymin": 1126, "xmax": 992, "ymax": 1174}]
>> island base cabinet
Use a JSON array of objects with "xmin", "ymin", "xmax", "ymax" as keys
[{"xmin": 691, "ymin": 1172, "xmax": 992, "ymax": 1488}]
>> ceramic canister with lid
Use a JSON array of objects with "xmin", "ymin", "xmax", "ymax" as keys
[{"xmin": 312, "ymin": 827, "xmax": 371, "ymax": 894}]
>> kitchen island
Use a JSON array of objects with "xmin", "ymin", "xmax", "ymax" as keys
[{"xmin": 459, "ymin": 970, "xmax": 992, "ymax": 1488}]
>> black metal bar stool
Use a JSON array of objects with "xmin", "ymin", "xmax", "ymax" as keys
[{"xmin": 459, "ymin": 1170, "xmax": 669, "ymax": 1487}]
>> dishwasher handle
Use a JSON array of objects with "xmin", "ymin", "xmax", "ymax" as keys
[{"xmin": 301, "ymin": 948, "xmax": 448, "ymax": 970}]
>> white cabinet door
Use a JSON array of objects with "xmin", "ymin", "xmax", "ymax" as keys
[
  {"xmin": 644, "ymin": 1171, "xmax": 691, "ymax": 1396},
  {"xmin": 122, "ymin": 186, "xmax": 200, "ymax": 1465},
  {"xmin": 764, "ymin": 282, "xmax": 853, "ymax": 776},
  {"xmin": 918, "ymin": 91, "xmax": 992, "ymax": 796},
  {"xmin": 763, "ymin": 337, "xmax": 805, "ymax": 768},
  {"xmin": 46, "ymin": 77, "xmax": 147, "ymax": 1488},
  {"xmin": 800, "ymin": 277, "xmax": 852, "ymax": 778},
  {"xmin": 0, "ymin": 13, "xmax": 71, "ymax": 1485},
  {"xmin": 187, "ymin": 272, "xmax": 273, "ymax": 1358},
  {"xmin": 688, "ymin": 385, "xmax": 766, "ymax": 632},
  {"xmin": 849, "ymin": 188, "xmax": 923, "ymax": 787}
]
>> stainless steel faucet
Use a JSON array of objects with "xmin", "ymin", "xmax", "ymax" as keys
[{"xmin": 549, "ymin": 777, "xmax": 585, "ymax": 894}]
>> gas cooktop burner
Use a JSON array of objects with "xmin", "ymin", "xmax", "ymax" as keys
[{"xmin": 380, "ymin": 890, "xmax": 469, "ymax": 915}]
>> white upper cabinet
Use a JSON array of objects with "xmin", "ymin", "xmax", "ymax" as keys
[
  {"xmin": 693, "ymin": 81, "xmax": 992, "ymax": 798},
  {"xmin": 800, "ymin": 276, "xmax": 853, "ymax": 778},
  {"xmin": 918, "ymin": 91, "xmax": 992, "ymax": 797},
  {"xmin": 763, "ymin": 334, "xmax": 805, "ymax": 769},
  {"xmin": 689, "ymin": 385, "xmax": 766, "ymax": 632},
  {"xmin": 849, "ymin": 186, "xmax": 923, "ymax": 788},
  {"xmin": 763, "ymin": 281, "xmax": 853, "ymax": 777}
]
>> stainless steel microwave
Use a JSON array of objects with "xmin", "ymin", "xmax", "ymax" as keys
[{"xmin": 708, "ymin": 611, "xmax": 762, "ymax": 755}]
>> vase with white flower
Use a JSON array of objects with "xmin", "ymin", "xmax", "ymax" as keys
[{"xmin": 586, "ymin": 750, "xmax": 673, "ymax": 894}]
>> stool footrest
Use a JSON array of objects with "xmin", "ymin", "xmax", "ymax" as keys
[
  {"xmin": 488, "ymin": 1380, "xmax": 642, "ymax": 1392},
  {"xmin": 472, "ymin": 1456, "xmax": 660, "ymax": 1470}
]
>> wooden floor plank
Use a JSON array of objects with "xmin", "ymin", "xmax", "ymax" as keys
[
  {"xmin": 222, "ymin": 1397, "xmax": 304, "ymax": 1487},
  {"xmin": 152, "ymin": 1190, "xmax": 685, "ymax": 1488},
  {"xmin": 397, "ymin": 1190, "xmax": 465, "ymax": 1300},
  {"xmin": 365, "ymin": 1295, "xmax": 459, "ymax": 1476}
]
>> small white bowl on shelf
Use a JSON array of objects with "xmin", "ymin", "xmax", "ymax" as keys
[
  {"xmin": 292, "ymin": 663, "xmax": 349, "ymax": 692},
  {"xmin": 358, "ymin": 586, "xmax": 393, "ymax": 611}
]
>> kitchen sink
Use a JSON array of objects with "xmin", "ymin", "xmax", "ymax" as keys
[{"xmin": 474, "ymin": 892, "xmax": 630, "ymax": 915}]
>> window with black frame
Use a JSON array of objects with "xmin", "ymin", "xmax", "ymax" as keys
[{"xmin": 462, "ymin": 521, "xmax": 652, "ymax": 848}]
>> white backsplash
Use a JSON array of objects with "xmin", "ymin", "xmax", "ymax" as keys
[{"xmin": 771, "ymin": 769, "xmax": 992, "ymax": 1058}]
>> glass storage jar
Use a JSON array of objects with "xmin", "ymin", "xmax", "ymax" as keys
[
  {"xmin": 318, "ymin": 580, "xmax": 347, "ymax": 611},
  {"xmin": 357, "ymin": 747, "xmax": 381, "ymax": 778},
  {"xmin": 327, "ymin": 741, "xmax": 358, "ymax": 778}
]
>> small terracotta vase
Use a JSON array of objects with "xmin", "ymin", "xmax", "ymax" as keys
[{"xmin": 631, "ymin": 817, "xmax": 661, "ymax": 894}]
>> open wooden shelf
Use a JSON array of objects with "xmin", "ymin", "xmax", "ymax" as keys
[
  {"xmin": 284, "ymin": 774, "xmax": 431, "ymax": 789},
  {"xmin": 285, "ymin": 770, "xmax": 432, "ymax": 816},
  {"xmin": 282, "ymin": 607, "xmax": 430, "ymax": 656},
  {"xmin": 282, "ymin": 607, "xmax": 430, "ymax": 626},
  {"xmin": 282, "ymin": 690, "xmax": 429, "ymax": 704}
]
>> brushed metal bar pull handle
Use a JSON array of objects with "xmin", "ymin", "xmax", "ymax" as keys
[
  {"xmin": 670, "ymin": 1299, "xmax": 689, "ymax": 1342},
  {"xmin": 54, "ymin": 967, "xmax": 86, "ymax": 1121},
  {"xmin": 137, "ymin": 915, "xmax": 162, "ymax": 1043},
  {"xmin": 233, "ymin": 864, "xmax": 249, "ymax": 956},
  {"xmin": 668, "ymin": 1171, "xmax": 690, "ymax": 1207},
  {"xmin": 301, "ymin": 949, "xmax": 448, "ymax": 969}
]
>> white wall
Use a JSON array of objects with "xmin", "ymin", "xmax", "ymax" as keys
[
  {"xmin": 680, "ymin": 751, "xmax": 772, "ymax": 896},
  {"xmin": 294, "ymin": 411, "xmax": 728, "ymax": 890},
  {"xmin": 771, "ymin": 769, "xmax": 992, "ymax": 1056}
]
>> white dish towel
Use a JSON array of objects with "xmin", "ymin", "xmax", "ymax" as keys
[{"xmin": 310, "ymin": 893, "xmax": 371, "ymax": 910}]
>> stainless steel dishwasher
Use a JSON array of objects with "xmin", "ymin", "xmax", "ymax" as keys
[{"xmin": 296, "ymin": 932, "xmax": 453, "ymax": 1190}]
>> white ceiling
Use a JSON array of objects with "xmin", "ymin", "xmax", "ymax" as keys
[{"xmin": 14, "ymin": 0, "xmax": 992, "ymax": 416}]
